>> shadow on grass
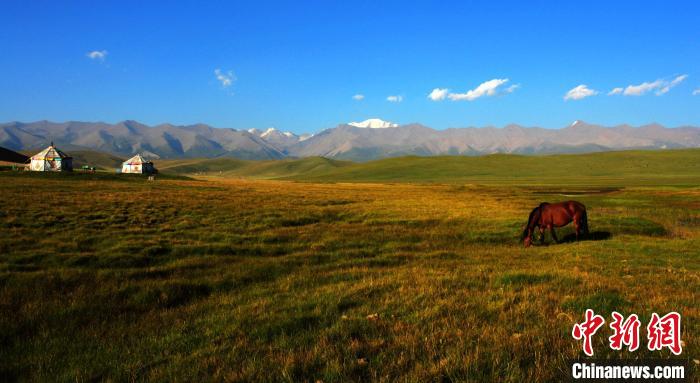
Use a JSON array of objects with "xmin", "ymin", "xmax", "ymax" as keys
[
  {"xmin": 526, "ymin": 231, "xmax": 611, "ymax": 246},
  {"xmin": 560, "ymin": 231, "xmax": 612, "ymax": 243}
]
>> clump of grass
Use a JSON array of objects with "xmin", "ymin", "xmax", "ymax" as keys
[
  {"xmin": 499, "ymin": 272, "xmax": 554, "ymax": 287},
  {"xmin": 562, "ymin": 291, "xmax": 630, "ymax": 316},
  {"xmin": 120, "ymin": 281, "xmax": 212, "ymax": 308}
]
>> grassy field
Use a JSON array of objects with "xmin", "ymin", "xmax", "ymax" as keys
[
  {"xmin": 1, "ymin": 151, "xmax": 699, "ymax": 382},
  {"xmin": 157, "ymin": 156, "xmax": 353, "ymax": 179},
  {"xmin": 157, "ymin": 149, "xmax": 700, "ymax": 186},
  {"xmin": 69, "ymin": 150, "xmax": 126, "ymax": 171}
]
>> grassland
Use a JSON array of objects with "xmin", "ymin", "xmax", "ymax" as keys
[
  {"xmin": 157, "ymin": 156, "xmax": 352, "ymax": 179},
  {"xmin": 69, "ymin": 150, "xmax": 126, "ymax": 171},
  {"xmin": 1, "ymin": 150, "xmax": 699, "ymax": 382},
  {"xmin": 160, "ymin": 149, "xmax": 700, "ymax": 186}
]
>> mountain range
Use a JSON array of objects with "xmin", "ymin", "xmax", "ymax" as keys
[{"xmin": 2, "ymin": 119, "xmax": 699, "ymax": 161}]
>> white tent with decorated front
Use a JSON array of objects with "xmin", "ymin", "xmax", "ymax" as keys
[
  {"xmin": 30, "ymin": 144, "xmax": 73, "ymax": 172},
  {"xmin": 121, "ymin": 154, "xmax": 156, "ymax": 174}
]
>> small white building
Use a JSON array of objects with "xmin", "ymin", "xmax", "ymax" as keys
[
  {"xmin": 30, "ymin": 144, "xmax": 73, "ymax": 172},
  {"xmin": 121, "ymin": 154, "xmax": 156, "ymax": 174}
]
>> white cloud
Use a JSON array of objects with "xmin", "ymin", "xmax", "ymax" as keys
[
  {"xmin": 352, "ymin": 94, "xmax": 365, "ymax": 100},
  {"xmin": 86, "ymin": 50, "xmax": 107, "ymax": 60},
  {"xmin": 657, "ymin": 74, "xmax": 687, "ymax": 95},
  {"xmin": 214, "ymin": 69, "xmax": 235, "ymax": 88},
  {"xmin": 428, "ymin": 88, "xmax": 449, "ymax": 101},
  {"xmin": 564, "ymin": 84, "xmax": 598, "ymax": 101},
  {"xmin": 505, "ymin": 84, "xmax": 520, "ymax": 94},
  {"xmin": 608, "ymin": 87, "xmax": 623, "ymax": 95},
  {"xmin": 447, "ymin": 78, "xmax": 510, "ymax": 101},
  {"xmin": 619, "ymin": 75, "xmax": 688, "ymax": 96},
  {"xmin": 387, "ymin": 95, "xmax": 403, "ymax": 103},
  {"xmin": 623, "ymin": 80, "xmax": 662, "ymax": 96},
  {"xmin": 693, "ymin": 89, "xmax": 700, "ymax": 96}
]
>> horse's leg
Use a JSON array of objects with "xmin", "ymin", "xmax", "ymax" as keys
[
  {"xmin": 550, "ymin": 226, "xmax": 559, "ymax": 243},
  {"xmin": 573, "ymin": 216, "xmax": 580, "ymax": 241},
  {"xmin": 539, "ymin": 227, "xmax": 546, "ymax": 244}
]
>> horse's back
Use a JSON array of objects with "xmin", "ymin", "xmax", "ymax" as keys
[
  {"xmin": 545, "ymin": 200, "xmax": 586, "ymax": 219},
  {"xmin": 569, "ymin": 200, "xmax": 586, "ymax": 211},
  {"xmin": 544, "ymin": 200, "xmax": 583, "ymax": 210}
]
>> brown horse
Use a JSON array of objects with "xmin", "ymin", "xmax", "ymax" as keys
[{"xmin": 521, "ymin": 201, "xmax": 589, "ymax": 247}]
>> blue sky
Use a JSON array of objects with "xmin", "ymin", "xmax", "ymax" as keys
[{"xmin": 1, "ymin": 1, "xmax": 699, "ymax": 134}]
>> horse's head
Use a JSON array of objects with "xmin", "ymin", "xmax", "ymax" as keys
[
  {"xmin": 521, "ymin": 205, "xmax": 542, "ymax": 248},
  {"xmin": 519, "ymin": 221, "xmax": 536, "ymax": 247},
  {"xmin": 521, "ymin": 225, "xmax": 534, "ymax": 247}
]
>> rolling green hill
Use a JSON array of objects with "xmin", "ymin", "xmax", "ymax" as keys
[
  {"xmin": 283, "ymin": 149, "xmax": 700, "ymax": 185},
  {"xmin": 69, "ymin": 150, "xmax": 126, "ymax": 170},
  {"xmin": 0, "ymin": 146, "xmax": 29, "ymax": 164},
  {"xmin": 158, "ymin": 156, "xmax": 352, "ymax": 178},
  {"xmin": 157, "ymin": 157, "xmax": 251, "ymax": 174},
  {"xmin": 157, "ymin": 149, "xmax": 700, "ymax": 186}
]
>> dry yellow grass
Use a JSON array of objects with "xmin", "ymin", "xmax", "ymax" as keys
[{"xmin": 0, "ymin": 172, "xmax": 698, "ymax": 381}]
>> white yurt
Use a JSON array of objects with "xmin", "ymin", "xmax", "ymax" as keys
[
  {"xmin": 30, "ymin": 144, "xmax": 73, "ymax": 172},
  {"xmin": 121, "ymin": 154, "xmax": 156, "ymax": 174}
]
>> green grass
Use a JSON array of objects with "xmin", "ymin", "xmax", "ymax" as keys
[
  {"xmin": 0, "ymin": 151, "xmax": 699, "ymax": 381},
  {"xmin": 158, "ymin": 156, "xmax": 352, "ymax": 178},
  {"xmin": 69, "ymin": 150, "xmax": 126, "ymax": 170},
  {"xmin": 280, "ymin": 149, "xmax": 700, "ymax": 185},
  {"xmin": 155, "ymin": 148, "xmax": 700, "ymax": 187}
]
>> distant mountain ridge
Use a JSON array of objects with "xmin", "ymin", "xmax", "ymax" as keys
[
  {"xmin": 1, "ymin": 120, "xmax": 285, "ymax": 160},
  {"xmin": 2, "ymin": 119, "xmax": 699, "ymax": 161}
]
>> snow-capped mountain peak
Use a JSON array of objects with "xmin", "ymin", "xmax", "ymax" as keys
[
  {"xmin": 260, "ymin": 127, "xmax": 278, "ymax": 138},
  {"xmin": 571, "ymin": 120, "xmax": 580, "ymax": 127},
  {"xmin": 348, "ymin": 118, "xmax": 399, "ymax": 129},
  {"xmin": 258, "ymin": 127, "xmax": 297, "ymax": 139}
]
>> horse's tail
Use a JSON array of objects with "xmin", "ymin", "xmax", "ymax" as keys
[{"xmin": 581, "ymin": 208, "xmax": 589, "ymax": 236}]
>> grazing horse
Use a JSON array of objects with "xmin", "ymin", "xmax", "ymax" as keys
[{"xmin": 521, "ymin": 201, "xmax": 589, "ymax": 247}]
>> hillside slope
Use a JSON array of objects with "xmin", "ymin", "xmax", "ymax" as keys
[
  {"xmin": 157, "ymin": 149, "xmax": 700, "ymax": 186},
  {"xmin": 70, "ymin": 150, "xmax": 125, "ymax": 170},
  {"xmin": 159, "ymin": 156, "xmax": 352, "ymax": 178},
  {"xmin": 0, "ymin": 146, "xmax": 29, "ymax": 164},
  {"xmin": 281, "ymin": 149, "xmax": 700, "ymax": 185}
]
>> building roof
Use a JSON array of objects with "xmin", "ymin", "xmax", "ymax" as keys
[
  {"xmin": 31, "ymin": 145, "xmax": 72, "ymax": 160},
  {"xmin": 122, "ymin": 154, "xmax": 153, "ymax": 165}
]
